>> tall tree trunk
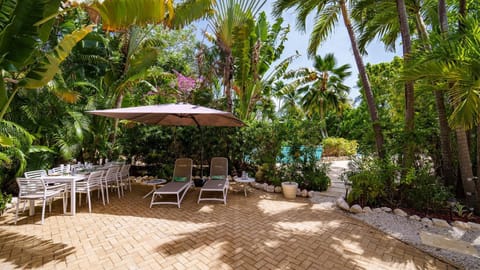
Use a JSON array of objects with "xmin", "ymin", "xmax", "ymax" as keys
[
  {"xmin": 456, "ymin": 129, "xmax": 479, "ymax": 210},
  {"xmin": 396, "ymin": 0, "xmax": 415, "ymax": 171},
  {"xmin": 339, "ymin": 0, "xmax": 385, "ymax": 159},
  {"xmin": 110, "ymin": 92, "xmax": 125, "ymax": 147},
  {"xmin": 441, "ymin": 0, "xmax": 480, "ymax": 212},
  {"xmin": 224, "ymin": 53, "xmax": 233, "ymax": 112},
  {"xmin": 435, "ymin": 91, "xmax": 456, "ymax": 186},
  {"xmin": 407, "ymin": 1, "xmax": 455, "ymax": 187},
  {"xmin": 476, "ymin": 125, "xmax": 480, "ymax": 179}
]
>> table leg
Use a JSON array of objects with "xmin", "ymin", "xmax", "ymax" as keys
[
  {"xmin": 29, "ymin": 200, "xmax": 35, "ymax": 216},
  {"xmin": 143, "ymin": 186, "xmax": 156, "ymax": 199},
  {"xmin": 71, "ymin": 180, "xmax": 76, "ymax": 216},
  {"xmin": 244, "ymin": 184, "xmax": 247, "ymax": 197}
]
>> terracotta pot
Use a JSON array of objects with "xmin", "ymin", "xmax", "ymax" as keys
[{"xmin": 281, "ymin": 182, "xmax": 298, "ymax": 200}]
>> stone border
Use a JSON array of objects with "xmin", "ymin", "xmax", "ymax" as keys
[{"xmin": 335, "ymin": 197, "xmax": 480, "ymax": 232}]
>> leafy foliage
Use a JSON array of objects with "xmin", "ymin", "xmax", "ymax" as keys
[{"xmin": 322, "ymin": 137, "xmax": 357, "ymax": 157}]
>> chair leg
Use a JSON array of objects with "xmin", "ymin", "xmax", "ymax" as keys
[
  {"xmin": 105, "ymin": 182, "xmax": 110, "ymax": 204},
  {"xmin": 197, "ymin": 190, "xmax": 203, "ymax": 204},
  {"xmin": 63, "ymin": 192, "xmax": 67, "ymax": 214},
  {"xmin": 87, "ymin": 190, "xmax": 92, "ymax": 213},
  {"xmin": 128, "ymin": 177, "xmax": 132, "ymax": 192},
  {"xmin": 41, "ymin": 199, "xmax": 46, "ymax": 225},
  {"xmin": 79, "ymin": 193, "xmax": 82, "ymax": 207},
  {"xmin": 150, "ymin": 193, "xmax": 156, "ymax": 208},
  {"xmin": 100, "ymin": 188, "xmax": 105, "ymax": 206},
  {"xmin": 117, "ymin": 181, "xmax": 121, "ymax": 198},
  {"xmin": 15, "ymin": 199, "xmax": 20, "ymax": 224}
]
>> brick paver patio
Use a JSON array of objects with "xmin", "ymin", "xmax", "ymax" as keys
[{"xmin": 0, "ymin": 183, "xmax": 457, "ymax": 269}]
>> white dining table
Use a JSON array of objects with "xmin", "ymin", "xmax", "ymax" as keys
[{"xmin": 29, "ymin": 175, "xmax": 87, "ymax": 216}]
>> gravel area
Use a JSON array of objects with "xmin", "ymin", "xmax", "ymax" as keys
[
  {"xmin": 349, "ymin": 210, "xmax": 480, "ymax": 269},
  {"xmin": 313, "ymin": 159, "xmax": 480, "ymax": 270},
  {"xmin": 310, "ymin": 193, "xmax": 480, "ymax": 269}
]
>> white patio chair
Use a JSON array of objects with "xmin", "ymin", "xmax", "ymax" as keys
[
  {"xmin": 15, "ymin": 177, "xmax": 67, "ymax": 224},
  {"xmin": 24, "ymin": 170, "xmax": 47, "ymax": 178},
  {"xmin": 198, "ymin": 157, "xmax": 229, "ymax": 204},
  {"xmin": 119, "ymin": 164, "xmax": 132, "ymax": 192},
  {"xmin": 76, "ymin": 170, "xmax": 105, "ymax": 213},
  {"xmin": 150, "ymin": 158, "xmax": 193, "ymax": 208},
  {"xmin": 103, "ymin": 166, "xmax": 122, "ymax": 203}
]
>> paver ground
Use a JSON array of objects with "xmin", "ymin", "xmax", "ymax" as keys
[{"xmin": 0, "ymin": 182, "xmax": 458, "ymax": 269}]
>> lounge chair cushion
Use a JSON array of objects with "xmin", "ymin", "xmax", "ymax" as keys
[
  {"xmin": 211, "ymin": 175, "xmax": 225, "ymax": 180},
  {"xmin": 173, "ymin": 176, "xmax": 187, "ymax": 182}
]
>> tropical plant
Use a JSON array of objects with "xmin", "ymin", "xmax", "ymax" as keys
[
  {"xmin": 206, "ymin": 0, "xmax": 266, "ymax": 112},
  {"xmin": 273, "ymin": 0, "xmax": 385, "ymax": 158},
  {"xmin": 280, "ymin": 53, "xmax": 351, "ymax": 137},
  {"xmin": 403, "ymin": 17, "xmax": 480, "ymax": 212},
  {"xmin": 232, "ymin": 12, "xmax": 291, "ymax": 120}
]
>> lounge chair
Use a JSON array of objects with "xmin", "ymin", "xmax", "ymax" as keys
[
  {"xmin": 197, "ymin": 157, "xmax": 229, "ymax": 204},
  {"xmin": 150, "ymin": 158, "xmax": 193, "ymax": 208}
]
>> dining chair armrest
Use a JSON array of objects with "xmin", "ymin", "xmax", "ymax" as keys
[{"xmin": 46, "ymin": 183, "xmax": 67, "ymax": 191}]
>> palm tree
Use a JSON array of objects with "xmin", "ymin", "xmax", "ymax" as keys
[
  {"xmin": 403, "ymin": 18, "xmax": 480, "ymax": 212},
  {"xmin": 281, "ymin": 54, "xmax": 351, "ymax": 137},
  {"xmin": 207, "ymin": 0, "xmax": 265, "ymax": 112},
  {"xmin": 394, "ymin": 0, "xmax": 415, "ymax": 171},
  {"xmin": 352, "ymin": 0, "xmax": 456, "ymax": 186},
  {"xmin": 273, "ymin": 0, "xmax": 385, "ymax": 158}
]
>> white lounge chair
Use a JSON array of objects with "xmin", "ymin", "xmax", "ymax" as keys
[
  {"xmin": 197, "ymin": 157, "xmax": 229, "ymax": 204},
  {"xmin": 150, "ymin": 158, "xmax": 193, "ymax": 208}
]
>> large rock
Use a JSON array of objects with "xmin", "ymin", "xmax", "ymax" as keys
[
  {"xmin": 393, "ymin": 208, "xmax": 408, "ymax": 217},
  {"xmin": 266, "ymin": 185, "xmax": 275, "ymax": 193},
  {"xmin": 421, "ymin": 217, "xmax": 433, "ymax": 227},
  {"xmin": 468, "ymin": 222, "xmax": 480, "ymax": 231},
  {"xmin": 301, "ymin": 189, "xmax": 308, "ymax": 197},
  {"xmin": 307, "ymin": 191, "xmax": 314, "ymax": 198},
  {"xmin": 336, "ymin": 197, "xmax": 350, "ymax": 211},
  {"xmin": 373, "ymin": 208, "xmax": 383, "ymax": 213},
  {"xmin": 432, "ymin": 218, "xmax": 451, "ymax": 228},
  {"xmin": 363, "ymin": 206, "xmax": 373, "ymax": 214},
  {"xmin": 452, "ymin": 221, "xmax": 471, "ymax": 230},
  {"xmin": 274, "ymin": 186, "xmax": 282, "ymax": 193},
  {"xmin": 350, "ymin": 204, "xmax": 363, "ymax": 214},
  {"xmin": 409, "ymin": 215, "xmax": 421, "ymax": 221},
  {"xmin": 381, "ymin": 207, "xmax": 392, "ymax": 213}
]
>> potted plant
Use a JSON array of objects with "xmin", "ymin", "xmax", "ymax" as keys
[{"xmin": 281, "ymin": 181, "xmax": 298, "ymax": 199}]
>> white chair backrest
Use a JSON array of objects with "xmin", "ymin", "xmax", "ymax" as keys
[
  {"xmin": 210, "ymin": 157, "xmax": 228, "ymax": 179},
  {"xmin": 105, "ymin": 166, "xmax": 120, "ymax": 182},
  {"xmin": 17, "ymin": 177, "xmax": 46, "ymax": 196},
  {"xmin": 173, "ymin": 158, "xmax": 192, "ymax": 181},
  {"xmin": 88, "ymin": 170, "xmax": 104, "ymax": 186},
  {"xmin": 120, "ymin": 164, "xmax": 131, "ymax": 177},
  {"xmin": 24, "ymin": 170, "xmax": 47, "ymax": 178}
]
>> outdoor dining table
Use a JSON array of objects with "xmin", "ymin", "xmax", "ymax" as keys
[{"xmin": 29, "ymin": 175, "xmax": 87, "ymax": 216}]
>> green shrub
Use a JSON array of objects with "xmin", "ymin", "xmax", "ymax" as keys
[
  {"xmin": 346, "ymin": 157, "xmax": 397, "ymax": 206},
  {"xmin": 304, "ymin": 163, "xmax": 330, "ymax": 191},
  {"xmin": 404, "ymin": 167, "xmax": 451, "ymax": 213},
  {"xmin": 322, "ymin": 137, "xmax": 358, "ymax": 157}
]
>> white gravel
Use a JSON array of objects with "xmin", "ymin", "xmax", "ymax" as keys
[
  {"xmin": 313, "ymin": 159, "xmax": 480, "ymax": 270},
  {"xmin": 310, "ymin": 193, "xmax": 480, "ymax": 269}
]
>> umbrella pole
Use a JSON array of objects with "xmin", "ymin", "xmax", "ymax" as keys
[
  {"xmin": 198, "ymin": 126, "xmax": 204, "ymax": 179},
  {"xmin": 192, "ymin": 118, "xmax": 204, "ymax": 179}
]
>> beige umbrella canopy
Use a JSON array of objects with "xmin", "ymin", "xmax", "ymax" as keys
[
  {"xmin": 87, "ymin": 103, "xmax": 245, "ymax": 177},
  {"xmin": 87, "ymin": 103, "xmax": 245, "ymax": 127}
]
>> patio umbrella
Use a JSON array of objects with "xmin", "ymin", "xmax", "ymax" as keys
[{"xmin": 87, "ymin": 103, "xmax": 245, "ymax": 176}]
